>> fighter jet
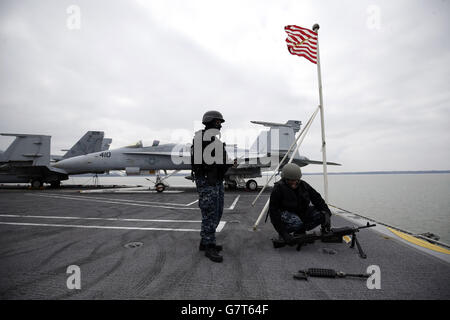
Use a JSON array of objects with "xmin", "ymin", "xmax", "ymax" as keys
[
  {"xmin": 53, "ymin": 120, "xmax": 340, "ymax": 192},
  {"xmin": 0, "ymin": 131, "xmax": 111, "ymax": 188},
  {"xmin": 0, "ymin": 133, "xmax": 69, "ymax": 188}
]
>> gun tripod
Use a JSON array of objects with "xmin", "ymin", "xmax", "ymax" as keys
[{"xmin": 349, "ymin": 232, "xmax": 367, "ymax": 259}]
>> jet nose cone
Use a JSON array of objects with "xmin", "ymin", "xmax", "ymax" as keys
[
  {"xmin": 52, "ymin": 159, "xmax": 69, "ymax": 170},
  {"xmin": 53, "ymin": 156, "xmax": 83, "ymax": 173}
]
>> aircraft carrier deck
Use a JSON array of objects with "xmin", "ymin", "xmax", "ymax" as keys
[{"xmin": 0, "ymin": 185, "xmax": 449, "ymax": 300}]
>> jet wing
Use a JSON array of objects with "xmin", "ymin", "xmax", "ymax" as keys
[
  {"xmin": 122, "ymin": 152, "xmax": 177, "ymax": 156},
  {"xmin": 121, "ymin": 152, "xmax": 341, "ymax": 166},
  {"xmin": 293, "ymin": 159, "xmax": 341, "ymax": 166},
  {"xmin": 234, "ymin": 156, "xmax": 272, "ymax": 169}
]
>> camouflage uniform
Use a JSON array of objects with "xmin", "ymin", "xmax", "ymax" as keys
[
  {"xmin": 196, "ymin": 177, "xmax": 224, "ymax": 246},
  {"xmin": 280, "ymin": 206, "xmax": 325, "ymax": 233},
  {"xmin": 191, "ymin": 128, "xmax": 231, "ymax": 248},
  {"xmin": 269, "ymin": 179, "xmax": 331, "ymax": 237}
]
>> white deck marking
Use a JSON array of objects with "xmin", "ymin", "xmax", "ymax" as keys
[
  {"xmin": 79, "ymin": 188, "xmax": 184, "ymax": 194},
  {"xmin": 0, "ymin": 221, "xmax": 200, "ymax": 232},
  {"xmin": 32, "ymin": 193, "xmax": 195, "ymax": 207},
  {"xmin": 216, "ymin": 221, "xmax": 226, "ymax": 232},
  {"xmin": 27, "ymin": 193, "xmax": 238, "ymax": 211},
  {"xmin": 80, "ymin": 187, "xmax": 148, "ymax": 193},
  {"xmin": 27, "ymin": 193, "xmax": 199, "ymax": 210},
  {"xmin": 0, "ymin": 214, "xmax": 202, "ymax": 223},
  {"xmin": 94, "ymin": 190, "xmax": 185, "ymax": 194},
  {"xmin": 185, "ymin": 199, "xmax": 199, "ymax": 206},
  {"xmin": 0, "ymin": 213, "xmax": 228, "ymax": 233},
  {"xmin": 20, "ymin": 193, "xmax": 233, "ymax": 232},
  {"xmin": 227, "ymin": 195, "xmax": 240, "ymax": 210}
]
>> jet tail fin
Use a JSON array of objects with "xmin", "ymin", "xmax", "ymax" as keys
[
  {"xmin": 101, "ymin": 138, "xmax": 112, "ymax": 151},
  {"xmin": 0, "ymin": 133, "xmax": 51, "ymax": 166},
  {"xmin": 250, "ymin": 120, "xmax": 301, "ymax": 133},
  {"xmin": 250, "ymin": 120, "xmax": 302, "ymax": 154},
  {"xmin": 62, "ymin": 131, "xmax": 104, "ymax": 159}
]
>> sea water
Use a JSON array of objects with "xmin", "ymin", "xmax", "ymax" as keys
[{"xmin": 62, "ymin": 173, "xmax": 450, "ymax": 244}]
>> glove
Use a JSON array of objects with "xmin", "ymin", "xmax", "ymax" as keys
[{"xmin": 321, "ymin": 212, "xmax": 331, "ymax": 232}]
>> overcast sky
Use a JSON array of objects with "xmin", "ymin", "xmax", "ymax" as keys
[{"xmin": 0, "ymin": 0, "xmax": 449, "ymax": 172}]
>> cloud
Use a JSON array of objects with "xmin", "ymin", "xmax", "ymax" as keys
[{"xmin": 0, "ymin": 0, "xmax": 449, "ymax": 171}]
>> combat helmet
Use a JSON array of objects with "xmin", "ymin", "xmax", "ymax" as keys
[
  {"xmin": 281, "ymin": 163, "xmax": 302, "ymax": 180},
  {"xmin": 202, "ymin": 110, "xmax": 225, "ymax": 125}
]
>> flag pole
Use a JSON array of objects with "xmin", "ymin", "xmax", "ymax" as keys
[
  {"xmin": 252, "ymin": 105, "xmax": 320, "ymax": 230},
  {"xmin": 312, "ymin": 23, "xmax": 329, "ymax": 204}
]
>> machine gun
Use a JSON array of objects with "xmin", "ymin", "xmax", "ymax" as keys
[
  {"xmin": 272, "ymin": 222, "xmax": 376, "ymax": 259},
  {"xmin": 293, "ymin": 268, "xmax": 371, "ymax": 281}
]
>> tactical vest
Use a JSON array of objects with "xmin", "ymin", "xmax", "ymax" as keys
[{"xmin": 191, "ymin": 129, "xmax": 229, "ymax": 184}]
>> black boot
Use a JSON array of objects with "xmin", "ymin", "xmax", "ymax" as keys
[
  {"xmin": 205, "ymin": 244, "xmax": 223, "ymax": 263},
  {"xmin": 199, "ymin": 242, "xmax": 223, "ymax": 252},
  {"xmin": 272, "ymin": 236, "xmax": 286, "ymax": 248}
]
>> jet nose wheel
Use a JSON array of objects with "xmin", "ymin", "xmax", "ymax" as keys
[
  {"xmin": 31, "ymin": 179, "xmax": 43, "ymax": 189},
  {"xmin": 246, "ymin": 179, "xmax": 258, "ymax": 191},
  {"xmin": 155, "ymin": 183, "xmax": 166, "ymax": 193}
]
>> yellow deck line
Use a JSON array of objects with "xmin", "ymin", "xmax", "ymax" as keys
[{"xmin": 388, "ymin": 228, "xmax": 450, "ymax": 255}]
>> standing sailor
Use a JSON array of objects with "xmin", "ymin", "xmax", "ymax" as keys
[{"xmin": 191, "ymin": 110, "xmax": 232, "ymax": 263}]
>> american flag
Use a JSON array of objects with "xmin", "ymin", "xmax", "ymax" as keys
[{"xmin": 284, "ymin": 25, "xmax": 318, "ymax": 64}]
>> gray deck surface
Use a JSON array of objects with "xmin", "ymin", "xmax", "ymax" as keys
[{"xmin": 0, "ymin": 186, "xmax": 449, "ymax": 300}]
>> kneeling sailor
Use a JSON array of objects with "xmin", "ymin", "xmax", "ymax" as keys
[{"xmin": 269, "ymin": 163, "xmax": 332, "ymax": 245}]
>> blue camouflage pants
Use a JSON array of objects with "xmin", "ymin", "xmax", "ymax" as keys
[
  {"xmin": 195, "ymin": 177, "xmax": 224, "ymax": 246},
  {"xmin": 281, "ymin": 206, "xmax": 325, "ymax": 233}
]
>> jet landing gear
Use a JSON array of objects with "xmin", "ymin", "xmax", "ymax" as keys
[
  {"xmin": 225, "ymin": 177, "xmax": 258, "ymax": 191},
  {"xmin": 246, "ymin": 179, "xmax": 258, "ymax": 191},
  {"xmin": 30, "ymin": 179, "xmax": 43, "ymax": 189},
  {"xmin": 155, "ymin": 183, "xmax": 166, "ymax": 193},
  {"xmin": 145, "ymin": 170, "xmax": 180, "ymax": 193}
]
